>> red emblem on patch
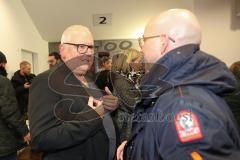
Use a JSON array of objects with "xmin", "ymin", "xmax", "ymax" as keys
[{"xmin": 174, "ymin": 110, "xmax": 203, "ymax": 143}]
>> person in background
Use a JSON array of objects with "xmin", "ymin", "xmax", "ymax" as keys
[
  {"xmin": 0, "ymin": 51, "xmax": 7, "ymax": 77},
  {"xmin": 95, "ymin": 56, "xmax": 113, "ymax": 92},
  {"xmin": 11, "ymin": 61, "xmax": 35, "ymax": 116},
  {"xmin": 48, "ymin": 51, "xmax": 62, "ymax": 68},
  {"xmin": 28, "ymin": 25, "xmax": 118, "ymax": 160},
  {"xmin": 117, "ymin": 9, "xmax": 240, "ymax": 160},
  {"xmin": 0, "ymin": 51, "xmax": 30, "ymax": 160},
  {"xmin": 224, "ymin": 61, "xmax": 240, "ymax": 129},
  {"xmin": 100, "ymin": 56, "xmax": 112, "ymax": 71},
  {"xmin": 110, "ymin": 48, "xmax": 143, "ymax": 143}
]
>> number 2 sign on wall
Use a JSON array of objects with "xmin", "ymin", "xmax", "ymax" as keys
[
  {"xmin": 99, "ymin": 17, "xmax": 107, "ymax": 24},
  {"xmin": 93, "ymin": 13, "xmax": 112, "ymax": 26}
]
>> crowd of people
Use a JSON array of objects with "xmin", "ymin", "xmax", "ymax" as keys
[{"xmin": 0, "ymin": 8, "xmax": 240, "ymax": 160}]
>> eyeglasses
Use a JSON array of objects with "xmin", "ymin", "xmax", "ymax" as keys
[
  {"xmin": 138, "ymin": 34, "xmax": 175, "ymax": 49},
  {"xmin": 63, "ymin": 43, "xmax": 96, "ymax": 54}
]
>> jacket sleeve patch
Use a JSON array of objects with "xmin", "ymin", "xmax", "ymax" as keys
[{"xmin": 174, "ymin": 110, "xmax": 203, "ymax": 143}]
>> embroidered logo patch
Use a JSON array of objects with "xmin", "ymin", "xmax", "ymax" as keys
[{"xmin": 174, "ymin": 110, "xmax": 203, "ymax": 143}]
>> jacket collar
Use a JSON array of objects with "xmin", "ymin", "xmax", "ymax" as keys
[
  {"xmin": 48, "ymin": 62, "xmax": 103, "ymax": 99},
  {"xmin": 140, "ymin": 44, "xmax": 199, "ymax": 100}
]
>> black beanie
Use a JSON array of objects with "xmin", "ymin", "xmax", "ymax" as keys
[{"xmin": 0, "ymin": 51, "xmax": 7, "ymax": 64}]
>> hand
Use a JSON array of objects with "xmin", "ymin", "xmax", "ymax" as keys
[
  {"xmin": 117, "ymin": 140, "xmax": 128, "ymax": 160},
  {"xmin": 102, "ymin": 87, "xmax": 118, "ymax": 111},
  {"xmin": 88, "ymin": 96, "xmax": 104, "ymax": 118},
  {"xmin": 24, "ymin": 132, "xmax": 31, "ymax": 143},
  {"xmin": 24, "ymin": 82, "xmax": 31, "ymax": 89}
]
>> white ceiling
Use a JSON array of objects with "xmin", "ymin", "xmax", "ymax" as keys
[{"xmin": 21, "ymin": 0, "xmax": 194, "ymax": 42}]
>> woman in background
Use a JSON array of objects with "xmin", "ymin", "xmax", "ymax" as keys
[
  {"xmin": 95, "ymin": 56, "xmax": 113, "ymax": 92},
  {"xmin": 110, "ymin": 48, "xmax": 144, "ymax": 143}
]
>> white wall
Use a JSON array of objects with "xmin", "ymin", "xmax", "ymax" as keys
[
  {"xmin": 21, "ymin": 0, "xmax": 194, "ymax": 41},
  {"xmin": 0, "ymin": 0, "xmax": 48, "ymax": 77},
  {"xmin": 194, "ymin": 0, "xmax": 240, "ymax": 66},
  {"xmin": 0, "ymin": 0, "xmax": 239, "ymax": 72},
  {"xmin": 90, "ymin": 0, "xmax": 194, "ymax": 40}
]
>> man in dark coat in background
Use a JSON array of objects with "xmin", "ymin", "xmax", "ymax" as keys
[
  {"xmin": 0, "ymin": 51, "xmax": 30, "ymax": 160},
  {"xmin": 48, "ymin": 51, "xmax": 62, "ymax": 68},
  {"xmin": 11, "ymin": 61, "xmax": 35, "ymax": 116}
]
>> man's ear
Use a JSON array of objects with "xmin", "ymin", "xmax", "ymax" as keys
[
  {"xmin": 159, "ymin": 35, "xmax": 169, "ymax": 55},
  {"xmin": 59, "ymin": 44, "xmax": 65, "ymax": 60},
  {"xmin": 59, "ymin": 44, "xmax": 63, "ymax": 52}
]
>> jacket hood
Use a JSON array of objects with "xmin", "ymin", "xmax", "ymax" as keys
[
  {"xmin": 140, "ymin": 44, "xmax": 236, "ymax": 99},
  {"xmin": 0, "ymin": 66, "xmax": 7, "ymax": 77}
]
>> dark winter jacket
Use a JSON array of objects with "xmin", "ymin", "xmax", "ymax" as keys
[
  {"xmin": 124, "ymin": 44, "xmax": 240, "ymax": 160},
  {"xmin": 11, "ymin": 70, "xmax": 35, "ymax": 115},
  {"xmin": 95, "ymin": 70, "xmax": 113, "ymax": 92},
  {"xmin": 29, "ymin": 63, "xmax": 110, "ymax": 160},
  {"xmin": 110, "ymin": 72, "xmax": 141, "ymax": 142},
  {"xmin": 0, "ymin": 75, "xmax": 29, "ymax": 157}
]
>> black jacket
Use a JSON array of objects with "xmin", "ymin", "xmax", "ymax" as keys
[
  {"xmin": 29, "ymin": 63, "xmax": 109, "ymax": 160},
  {"xmin": 124, "ymin": 44, "xmax": 240, "ymax": 160},
  {"xmin": 0, "ymin": 75, "xmax": 29, "ymax": 157},
  {"xmin": 110, "ymin": 72, "xmax": 141, "ymax": 142},
  {"xmin": 224, "ymin": 74, "xmax": 240, "ymax": 129},
  {"xmin": 11, "ymin": 70, "xmax": 35, "ymax": 115},
  {"xmin": 95, "ymin": 70, "xmax": 113, "ymax": 92}
]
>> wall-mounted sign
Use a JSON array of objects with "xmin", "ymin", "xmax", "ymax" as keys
[
  {"xmin": 93, "ymin": 13, "xmax": 112, "ymax": 26},
  {"xmin": 94, "ymin": 39, "xmax": 138, "ymax": 54},
  {"xmin": 237, "ymin": 0, "xmax": 240, "ymax": 16}
]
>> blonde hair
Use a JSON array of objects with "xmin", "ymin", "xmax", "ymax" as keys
[
  {"xmin": 124, "ymin": 48, "xmax": 142, "ymax": 64},
  {"xmin": 230, "ymin": 61, "xmax": 240, "ymax": 79},
  {"xmin": 112, "ymin": 48, "xmax": 142, "ymax": 73}
]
